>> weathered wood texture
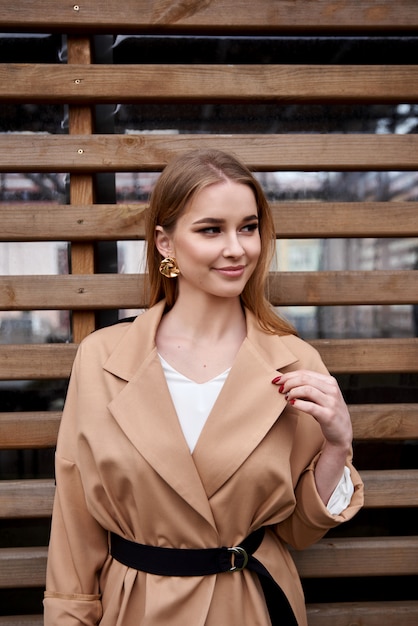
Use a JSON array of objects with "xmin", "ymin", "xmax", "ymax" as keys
[
  {"xmin": 268, "ymin": 271, "xmax": 418, "ymax": 306},
  {"xmin": 306, "ymin": 601, "xmax": 418, "ymax": 626},
  {"xmin": 0, "ymin": 547, "xmax": 47, "ymax": 588},
  {"xmin": 0, "ymin": 344, "xmax": 78, "ymax": 380},
  {"xmin": 1, "ymin": 134, "xmax": 418, "ymax": 173},
  {"xmin": 66, "ymin": 35, "xmax": 97, "ymax": 342},
  {"xmin": 0, "ymin": 480, "xmax": 55, "ymax": 519},
  {"xmin": 0, "ymin": 618, "xmax": 43, "ymax": 626},
  {"xmin": 1, "ymin": 0, "xmax": 417, "ymax": 32},
  {"xmin": 292, "ymin": 536, "xmax": 418, "ymax": 578},
  {"xmin": 361, "ymin": 470, "xmax": 418, "ymax": 508},
  {"xmin": 312, "ymin": 338, "xmax": 418, "ymax": 374},
  {"xmin": 350, "ymin": 404, "xmax": 418, "ymax": 441},
  {"xmin": 0, "ymin": 413, "xmax": 61, "ymax": 449},
  {"xmin": 2, "ymin": 202, "xmax": 418, "ymax": 241},
  {"xmin": 2, "ymin": 64, "xmax": 418, "ymax": 103}
]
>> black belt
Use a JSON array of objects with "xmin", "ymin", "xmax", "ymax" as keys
[
  {"xmin": 110, "ymin": 527, "xmax": 265, "ymax": 577},
  {"xmin": 110, "ymin": 527, "xmax": 298, "ymax": 626}
]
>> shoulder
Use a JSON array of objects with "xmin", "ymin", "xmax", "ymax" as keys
[
  {"xmin": 278, "ymin": 333, "xmax": 318, "ymax": 355},
  {"xmin": 75, "ymin": 316, "xmax": 137, "ymax": 364},
  {"xmin": 83, "ymin": 316, "xmax": 136, "ymax": 346},
  {"xmin": 277, "ymin": 334, "xmax": 329, "ymax": 373},
  {"xmin": 73, "ymin": 304, "xmax": 164, "ymax": 375}
]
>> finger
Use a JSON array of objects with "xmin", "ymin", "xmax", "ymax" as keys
[
  {"xmin": 284, "ymin": 383, "xmax": 329, "ymax": 408},
  {"xmin": 275, "ymin": 370, "xmax": 335, "ymax": 392}
]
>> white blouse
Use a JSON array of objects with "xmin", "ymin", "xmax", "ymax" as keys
[{"xmin": 159, "ymin": 355, "xmax": 353, "ymax": 516}]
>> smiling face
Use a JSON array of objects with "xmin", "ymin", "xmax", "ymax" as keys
[{"xmin": 155, "ymin": 180, "xmax": 261, "ymax": 303}]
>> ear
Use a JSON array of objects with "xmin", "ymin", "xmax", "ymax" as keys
[{"xmin": 155, "ymin": 225, "xmax": 174, "ymax": 258}]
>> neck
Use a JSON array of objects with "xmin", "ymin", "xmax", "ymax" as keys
[{"xmin": 162, "ymin": 294, "xmax": 246, "ymax": 343}]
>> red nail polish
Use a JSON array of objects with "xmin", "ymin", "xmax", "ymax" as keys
[
  {"xmin": 289, "ymin": 399, "xmax": 296, "ymax": 405},
  {"xmin": 279, "ymin": 385, "xmax": 284, "ymax": 393},
  {"xmin": 271, "ymin": 376, "xmax": 281, "ymax": 384}
]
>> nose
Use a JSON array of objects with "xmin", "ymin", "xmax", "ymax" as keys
[{"xmin": 223, "ymin": 233, "xmax": 245, "ymax": 258}]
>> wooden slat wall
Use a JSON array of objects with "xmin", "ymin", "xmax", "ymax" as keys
[
  {"xmin": 1, "ymin": 64, "xmax": 418, "ymax": 103},
  {"xmin": 1, "ymin": 133, "xmax": 418, "ymax": 172},
  {"xmin": 1, "ymin": 0, "xmax": 418, "ymax": 32},
  {"xmin": 2, "ymin": 201, "xmax": 418, "ymax": 240},
  {"xmin": 1, "ymin": 2, "xmax": 418, "ymax": 625}
]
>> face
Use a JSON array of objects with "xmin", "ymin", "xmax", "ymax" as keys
[{"xmin": 155, "ymin": 180, "xmax": 261, "ymax": 302}]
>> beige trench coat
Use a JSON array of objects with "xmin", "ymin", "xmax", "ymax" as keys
[{"xmin": 44, "ymin": 300, "xmax": 364, "ymax": 625}]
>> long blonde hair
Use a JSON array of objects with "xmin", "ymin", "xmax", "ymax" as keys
[{"xmin": 145, "ymin": 148, "xmax": 296, "ymax": 336}]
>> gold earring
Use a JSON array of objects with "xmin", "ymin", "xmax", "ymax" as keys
[{"xmin": 159, "ymin": 256, "xmax": 180, "ymax": 278}]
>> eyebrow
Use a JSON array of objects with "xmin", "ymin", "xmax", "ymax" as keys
[{"xmin": 192, "ymin": 214, "xmax": 258, "ymax": 225}]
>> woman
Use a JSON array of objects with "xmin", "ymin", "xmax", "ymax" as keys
[{"xmin": 44, "ymin": 149, "xmax": 363, "ymax": 625}]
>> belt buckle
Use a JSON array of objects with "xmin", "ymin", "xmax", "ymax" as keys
[{"xmin": 227, "ymin": 546, "xmax": 249, "ymax": 572}]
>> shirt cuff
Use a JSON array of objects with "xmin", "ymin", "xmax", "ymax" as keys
[{"xmin": 326, "ymin": 466, "xmax": 355, "ymax": 515}]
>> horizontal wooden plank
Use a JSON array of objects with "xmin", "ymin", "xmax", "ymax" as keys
[
  {"xmin": 0, "ymin": 618, "xmax": 43, "ymax": 626},
  {"xmin": 0, "ymin": 274, "xmax": 146, "ymax": 310},
  {"xmin": 2, "ymin": 64, "xmax": 418, "ymax": 104},
  {"xmin": 0, "ymin": 470, "xmax": 415, "ymax": 518},
  {"xmin": 361, "ymin": 470, "xmax": 418, "ymax": 508},
  {"xmin": 312, "ymin": 338, "xmax": 418, "ymax": 374},
  {"xmin": 1, "ymin": 134, "xmax": 417, "ymax": 173},
  {"xmin": 2, "ymin": 202, "xmax": 418, "ymax": 242},
  {"xmin": 1, "ymin": 339, "xmax": 417, "ymax": 380},
  {"xmin": 306, "ymin": 601, "xmax": 418, "ymax": 626},
  {"xmin": 350, "ymin": 404, "xmax": 418, "ymax": 441},
  {"xmin": 1, "ymin": 271, "xmax": 417, "ymax": 311},
  {"xmin": 0, "ymin": 479, "xmax": 54, "ymax": 519},
  {"xmin": 1, "ymin": 536, "xmax": 416, "ymax": 590},
  {"xmin": 0, "ymin": 404, "xmax": 416, "ymax": 450},
  {"xmin": 0, "ymin": 344, "xmax": 77, "ymax": 380},
  {"xmin": 0, "ymin": 203, "xmax": 147, "ymax": 242},
  {"xmin": 0, "ymin": 412, "xmax": 61, "ymax": 449},
  {"xmin": 269, "ymin": 270, "xmax": 418, "ymax": 306},
  {"xmin": 0, "ymin": 547, "xmax": 47, "ymax": 588},
  {"xmin": 273, "ymin": 201, "xmax": 418, "ymax": 239},
  {"xmin": 0, "ymin": 0, "xmax": 417, "ymax": 32},
  {"xmin": 291, "ymin": 536, "xmax": 418, "ymax": 577}
]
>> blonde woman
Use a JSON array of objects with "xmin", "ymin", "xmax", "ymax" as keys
[{"xmin": 44, "ymin": 149, "xmax": 363, "ymax": 625}]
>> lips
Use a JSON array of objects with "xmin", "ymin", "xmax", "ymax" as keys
[{"xmin": 214, "ymin": 265, "xmax": 246, "ymax": 277}]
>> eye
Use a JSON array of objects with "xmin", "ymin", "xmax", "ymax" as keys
[
  {"xmin": 197, "ymin": 226, "xmax": 221, "ymax": 234},
  {"xmin": 241, "ymin": 222, "xmax": 259, "ymax": 233}
]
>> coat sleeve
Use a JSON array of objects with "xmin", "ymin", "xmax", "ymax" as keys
[
  {"xmin": 272, "ymin": 335, "xmax": 364, "ymax": 550},
  {"xmin": 275, "ymin": 452, "xmax": 364, "ymax": 550},
  {"xmin": 43, "ymin": 347, "xmax": 109, "ymax": 625}
]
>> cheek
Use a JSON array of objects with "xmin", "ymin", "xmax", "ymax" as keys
[
  {"xmin": 182, "ymin": 239, "xmax": 217, "ymax": 262},
  {"xmin": 250, "ymin": 237, "xmax": 262, "ymax": 260},
  {"xmin": 175, "ymin": 242, "xmax": 212, "ymax": 272}
]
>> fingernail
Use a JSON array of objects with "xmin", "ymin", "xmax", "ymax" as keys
[
  {"xmin": 289, "ymin": 399, "xmax": 296, "ymax": 405},
  {"xmin": 279, "ymin": 385, "xmax": 284, "ymax": 393},
  {"xmin": 271, "ymin": 376, "xmax": 281, "ymax": 384}
]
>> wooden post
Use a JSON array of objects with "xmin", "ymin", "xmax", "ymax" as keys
[{"xmin": 67, "ymin": 36, "xmax": 96, "ymax": 342}]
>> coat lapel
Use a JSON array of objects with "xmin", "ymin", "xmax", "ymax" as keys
[
  {"xmin": 192, "ymin": 310, "xmax": 300, "ymax": 498},
  {"xmin": 104, "ymin": 302, "xmax": 217, "ymax": 530}
]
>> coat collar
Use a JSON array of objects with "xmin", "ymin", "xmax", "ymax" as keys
[{"xmin": 104, "ymin": 301, "xmax": 299, "ymax": 532}]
